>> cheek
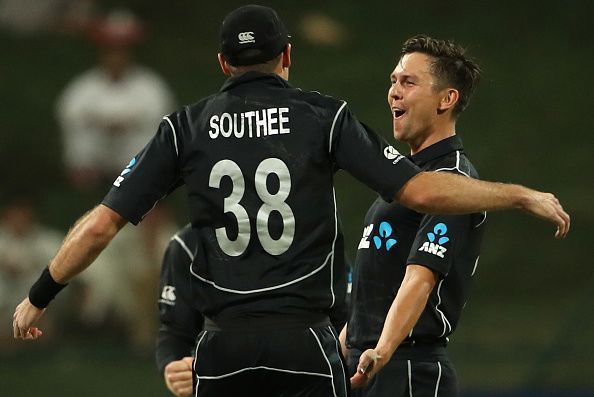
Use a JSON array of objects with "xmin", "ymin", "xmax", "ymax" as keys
[{"xmin": 387, "ymin": 87, "xmax": 394, "ymax": 105}]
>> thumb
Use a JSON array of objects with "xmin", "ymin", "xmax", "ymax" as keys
[{"xmin": 358, "ymin": 349, "xmax": 381, "ymax": 375}]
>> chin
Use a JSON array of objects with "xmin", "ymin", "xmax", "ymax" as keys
[{"xmin": 393, "ymin": 129, "xmax": 406, "ymax": 143}]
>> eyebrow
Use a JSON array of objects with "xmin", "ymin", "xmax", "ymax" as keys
[{"xmin": 390, "ymin": 72, "xmax": 417, "ymax": 81}]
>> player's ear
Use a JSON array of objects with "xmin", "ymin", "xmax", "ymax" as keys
[
  {"xmin": 282, "ymin": 44, "xmax": 291, "ymax": 69},
  {"xmin": 438, "ymin": 88, "xmax": 459, "ymax": 113},
  {"xmin": 218, "ymin": 53, "xmax": 232, "ymax": 76}
]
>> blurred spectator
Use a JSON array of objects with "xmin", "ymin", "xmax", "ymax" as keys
[
  {"xmin": 56, "ymin": 9, "xmax": 175, "ymax": 190},
  {"xmin": 77, "ymin": 203, "xmax": 178, "ymax": 352},
  {"xmin": 0, "ymin": 197, "xmax": 63, "ymax": 347},
  {"xmin": 0, "ymin": 0, "xmax": 96, "ymax": 34}
]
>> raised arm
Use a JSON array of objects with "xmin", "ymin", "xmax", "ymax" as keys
[{"xmin": 397, "ymin": 172, "xmax": 570, "ymax": 238}]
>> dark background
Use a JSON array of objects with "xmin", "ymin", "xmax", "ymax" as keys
[{"xmin": 1, "ymin": 0, "xmax": 592, "ymax": 396}]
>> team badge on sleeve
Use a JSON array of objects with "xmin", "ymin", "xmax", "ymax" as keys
[
  {"xmin": 373, "ymin": 221, "xmax": 397, "ymax": 251},
  {"xmin": 418, "ymin": 222, "xmax": 450, "ymax": 258},
  {"xmin": 358, "ymin": 221, "xmax": 398, "ymax": 251},
  {"xmin": 113, "ymin": 157, "xmax": 137, "ymax": 187},
  {"xmin": 159, "ymin": 285, "xmax": 176, "ymax": 306}
]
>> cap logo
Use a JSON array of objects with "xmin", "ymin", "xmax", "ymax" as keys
[{"xmin": 238, "ymin": 31, "xmax": 255, "ymax": 44}]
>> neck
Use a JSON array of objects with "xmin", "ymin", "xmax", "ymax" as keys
[{"xmin": 409, "ymin": 122, "xmax": 456, "ymax": 155}]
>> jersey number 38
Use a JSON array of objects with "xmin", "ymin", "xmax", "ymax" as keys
[{"xmin": 209, "ymin": 158, "xmax": 295, "ymax": 257}]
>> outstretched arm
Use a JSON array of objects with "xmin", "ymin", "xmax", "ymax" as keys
[
  {"xmin": 351, "ymin": 264, "xmax": 437, "ymax": 388},
  {"xmin": 13, "ymin": 204, "xmax": 127, "ymax": 339},
  {"xmin": 397, "ymin": 172, "xmax": 570, "ymax": 238}
]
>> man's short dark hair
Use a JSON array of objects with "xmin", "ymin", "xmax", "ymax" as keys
[{"xmin": 401, "ymin": 35, "xmax": 481, "ymax": 116}]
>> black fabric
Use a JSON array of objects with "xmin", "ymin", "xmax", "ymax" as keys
[
  {"xmin": 155, "ymin": 225, "xmax": 204, "ymax": 372},
  {"xmin": 156, "ymin": 324, "xmax": 196, "ymax": 373},
  {"xmin": 347, "ymin": 348, "xmax": 458, "ymax": 397},
  {"xmin": 28, "ymin": 267, "xmax": 68, "ymax": 309},
  {"xmin": 103, "ymin": 72, "xmax": 419, "ymax": 328},
  {"xmin": 220, "ymin": 5, "xmax": 290, "ymax": 66},
  {"xmin": 193, "ymin": 325, "xmax": 349, "ymax": 397},
  {"xmin": 348, "ymin": 135, "xmax": 485, "ymax": 350}
]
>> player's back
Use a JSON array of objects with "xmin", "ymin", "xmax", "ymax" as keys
[{"xmin": 171, "ymin": 72, "xmax": 346, "ymax": 322}]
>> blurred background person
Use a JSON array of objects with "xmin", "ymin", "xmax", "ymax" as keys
[
  {"xmin": 0, "ymin": 195, "xmax": 63, "ymax": 348},
  {"xmin": 55, "ymin": 8, "xmax": 175, "ymax": 191},
  {"xmin": 78, "ymin": 203, "xmax": 178, "ymax": 353},
  {"xmin": 50, "ymin": 8, "xmax": 179, "ymax": 353}
]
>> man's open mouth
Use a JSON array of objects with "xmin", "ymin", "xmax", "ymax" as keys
[{"xmin": 393, "ymin": 108, "xmax": 406, "ymax": 119}]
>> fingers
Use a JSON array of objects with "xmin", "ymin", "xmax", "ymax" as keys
[
  {"xmin": 166, "ymin": 360, "xmax": 192, "ymax": 373},
  {"xmin": 12, "ymin": 298, "xmax": 45, "ymax": 340},
  {"xmin": 181, "ymin": 356, "xmax": 194, "ymax": 367},
  {"xmin": 166, "ymin": 377, "xmax": 193, "ymax": 397},
  {"xmin": 174, "ymin": 383, "xmax": 193, "ymax": 397},
  {"xmin": 350, "ymin": 372, "xmax": 368, "ymax": 389},
  {"xmin": 350, "ymin": 349, "xmax": 382, "ymax": 389},
  {"xmin": 551, "ymin": 203, "xmax": 569, "ymax": 239},
  {"xmin": 557, "ymin": 207, "xmax": 570, "ymax": 239},
  {"xmin": 167, "ymin": 370, "xmax": 193, "ymax": 383},
  {"xmin": 528, "ymin": 192, "xmax": 570, "ymax": 239},
  {"xmin": 357, "ymin": 349, "xmax": 381, "ymax": 375}
]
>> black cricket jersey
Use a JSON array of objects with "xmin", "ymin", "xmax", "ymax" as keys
[
  {"xmin": 156, "ymin": 224, "xmax": 204, "ymax": 373},
  {"xmin": 347, "ymin": 136, "xmax": 486, "ymax": 350},
  {"xmin": 103, "ymin": 71, "xmax": 420, "ymax": 325}
]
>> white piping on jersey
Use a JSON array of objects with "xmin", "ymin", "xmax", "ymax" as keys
[
  {"xmin": 435, "ymin": 279, "xmax": 452, "ymax": 337},
  {"xmin": 471, "ymin": 256, "xmax": 480, "ymax": 276},
  {"xmin": 329, "ymin": 101, "xmax": 347, "ymax": 154},
  {"xmin": 193, "ymin": 331, "xmax": 208, "ymax": 397},
  {"xmin": 328, "ymin": 326, "xmax": 348, "ymax": 397},
  {"xmin": 407, "ymin": 360, "xmax": 413, "ymax": 397},
  {"xmin": 434, "ymin": 361, "xmax": 442, "ymax": 397},
  {"xmin": 139, "ymin": 194, "xmax": 167, "ymax": 222},
  {"xmin": 433, "ymin": 151, "xmax": 469, "ymax": 177},
  {"xmin": 163, "ymin": 116, "xmax": 179, "ymax": 156},
  {"xmin": 329, "ymin": 187, "xmax": 338, "ymax": 308},
  {"xmin": 196, "ymin": 366, "xmax": 333, "ymax": 380},
  {"xmin": 173, "ymin": 234, "xmax": 194, "ymax": 261},
  {"xmin": 474, "ymin": 212, "xmax": 487, "ymax": 228},
  {"xmin": 309, "ymin": 328, "xmax": 338, "ymax": 397},
  {"xmin": 434, "ymin": 150, "xmax": 487, "ymax": 226},
  {"xmin": 190, "ymin": 250, "xmax": 334, "ymax": 294}
]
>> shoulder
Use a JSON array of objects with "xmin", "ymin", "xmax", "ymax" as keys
[
  {"xmin": 128, "ymin": 66, "xmax": 167, "ymax": 83},
  {"xmin": 60, "ymin": 68, "xmax": 104, "ymax": 95},
  {"xmin": 287, "ymin": 87, "xmax": 347, "ymax": 115}
]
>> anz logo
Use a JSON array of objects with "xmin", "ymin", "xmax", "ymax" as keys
[
  {"xmin": 418, "ymin": 222, "xmax": 450, "ymax": 258},
  {"xmin": 358, "ymin": 221, "xmax": 398, "ymax": 251},
  {"xmin": 113, "ymin": 157, "xmax": 136, "ymax": 187}
]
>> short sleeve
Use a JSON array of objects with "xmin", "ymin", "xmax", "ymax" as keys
[
  {"xmin": 406, "ymin": 214, "xmax": 470, "ymax": 277},
  {"xmin": 330, "ymin": 104, "xmax": 420, "ymax": 202},
  {"xmin": 102, "ymin": 118, "xmax": 183, "ymax": 224}
]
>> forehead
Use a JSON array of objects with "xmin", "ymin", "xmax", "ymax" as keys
[{"xmin": 391, "ymin": 52, "xmax": 433, "ymax": 79}]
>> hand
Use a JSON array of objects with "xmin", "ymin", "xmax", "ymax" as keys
[
  {"xmin": 164, "ymin": 356, "xmax": 194, "ymax": 397},
  {"xmin": 350, "ymin": 349, "xmax": 385, "ymax": 389},
  {"xmin": 522, "ymin": 190, "xmax": 570, "ymax": 239},
  {"xmin": 13, "ymin": 297, "xmax": 45, "ymax": 340}
]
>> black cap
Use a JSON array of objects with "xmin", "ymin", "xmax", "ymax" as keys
[{"xmin": 220, "ymin": 5, "xmax": 290, "ymax": 66}]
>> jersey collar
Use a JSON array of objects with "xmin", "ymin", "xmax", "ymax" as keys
[
  {"xmin": 409, "ymin": 135, "xmax": 464, "ymax": 167},
  {"xmin": 219, "ymin": 71, "xmax": 291, "ymax": 92}
]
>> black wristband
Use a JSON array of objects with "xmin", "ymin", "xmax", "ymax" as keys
[{"xmin": 28, "ymin": 267, "xmax": 68, "ymax": 309}]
